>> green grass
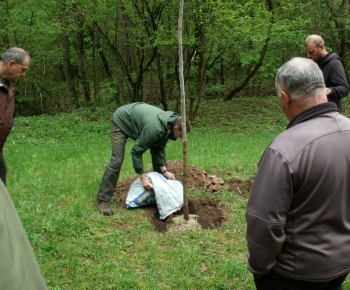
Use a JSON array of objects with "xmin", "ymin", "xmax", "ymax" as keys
[{"xmin": 4, "ymin": 97, "xmax": 350, "ymax": 289}]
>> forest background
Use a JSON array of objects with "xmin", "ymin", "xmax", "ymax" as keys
[
  {"xmin": 2, "ymin": 1, "xmax": 350, "ymax": 288},
  {"xmin": 1, "ymin": 0, "xmax": 349, "ymax": 118}
]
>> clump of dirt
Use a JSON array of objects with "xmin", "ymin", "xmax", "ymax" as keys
[{"xmin": 115, "ymin": 160, "xmax": 252, "ymax": 232}]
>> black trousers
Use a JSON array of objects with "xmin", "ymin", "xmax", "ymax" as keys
[{"xmin": 254, "ymin": 270, "xmax": 348, "ymax": 290}]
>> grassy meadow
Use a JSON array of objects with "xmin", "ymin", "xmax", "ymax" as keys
[{"xmin": 5, "ymin": 97, "xmax": 350, "ymax": 289}]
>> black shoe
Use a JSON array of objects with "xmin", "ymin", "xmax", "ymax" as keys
[{"xmin": 97, "ymin": 200, "xmax": 113, "ymax": 216}]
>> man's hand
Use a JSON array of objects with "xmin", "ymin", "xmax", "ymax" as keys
[
  {"xmin": 326, "ymin": 87, "xmax": 331, "ymax": 96},
  {"xmin": 139, "ymin": 174, "xmax": 152, "ymax": 191},
  {"xmin": 163, "ymin": 171, "xmax": 175, "ymax": 180}
]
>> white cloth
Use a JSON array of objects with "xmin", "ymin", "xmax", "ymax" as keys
[{"xmin": 126, "ymin": 172, "xmax": 183, "ymax": 219}]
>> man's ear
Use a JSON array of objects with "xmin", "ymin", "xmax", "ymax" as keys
[
  {"xmin": 281, "ymin": 90, "xmax": 292, "ymax": 107},
  {"xmin": 7, "ymin": 60, "xmax": 15, "ymax": 69}
]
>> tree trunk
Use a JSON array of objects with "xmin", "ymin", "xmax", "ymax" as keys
[
  {"xmin": 156, "ymin": 52, "xmax": 168, "ymax": 111},
  {"xmin": 99, "ymin": 49, "xmax": 119, "ymax": 103},
  {"xmin": 325, "ymin": 0, "xmax": 349, "ymax": 81},
  {"xmin": 75, "ymin": 4, "xmax": 91, "ymax": 107},
  {"xmin": 190, "ymin": 49, "xmax": 207, "ymax": 120},
  {"xmin": 178, "ymin": 0, "xmax": 189, "ymax": 221},
  {"xmin": 88, "ymin": 22, "xmax": 101, "ymax": 106},
  {"xmin": 61, "ymin": 33, "xmax": 79, "ymax": 107},
  {"xmin": 224, "ymin": 0, "xmax": 274, "ymax": 101}
]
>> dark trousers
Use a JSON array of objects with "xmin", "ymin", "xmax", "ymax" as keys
[
  {"xmin": 254, "ymin": 270, "xmax": 348, "ymax": 290},
  {"xmin": 97, "ymin": 121, "xmax": 128, "ymax": 202},
  {"xmin": 97, "ymin": 120, "xmax": 165, "ymax": 202},
  {"xmin": 0, "ymin": 157, "xmax": 7, "ymax": 186}
]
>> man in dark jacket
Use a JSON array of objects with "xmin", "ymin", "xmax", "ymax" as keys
[
  {"xmin": 97, "ymin": 102, "xmax": 191, "ymax": 216},
  {"xmin": 304, "ymin": 34, "xmax": 349, "ymax": 111},
  {"xmin": 246, "ymin": 57, "xmax": 350, "ymax": 289},
  {"xmin": 0, "ymin": 47, "xmax": 30, "ymax": 185}
]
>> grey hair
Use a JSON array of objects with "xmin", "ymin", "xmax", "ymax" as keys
[
  {"xmin": 1, "ymin": 47, "xmax": 30, "ymax": 64},
  {"xmin": 304, "ymin": 34, "xmax": 324, "ymax": 47},
  {"xmin": 275, "ymin": 57, "xmax": 325, "ymax": 101}
]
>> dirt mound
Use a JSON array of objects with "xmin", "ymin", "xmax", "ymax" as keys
[{"xmin": 115, "ymin": 160, "xmax": 252, "ymax": 232}]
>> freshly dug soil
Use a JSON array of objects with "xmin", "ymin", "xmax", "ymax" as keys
[{"xmin": 115, "ymin": 160, "xmax": 252, "ymax": 232}]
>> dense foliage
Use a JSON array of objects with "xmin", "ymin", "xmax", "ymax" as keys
[{"xmin": 1, "ymin": 0, "xmax": 349, "ymax": 117}]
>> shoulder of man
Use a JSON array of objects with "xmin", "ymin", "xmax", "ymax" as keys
[{"xmin": 320, "ymin": 51, "xmax": 342, "ymax": 65}]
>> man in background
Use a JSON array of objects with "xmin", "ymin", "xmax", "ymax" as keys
[
  {"xmin": 246, "ymin": 57, "xmax": 350, "ymax": 289},
  {"xmin": 304, "ymin": 34, "xmax": 349, "ymax": 111},
  {"xmin": 0, "ymin": 47, "xmax": 30, "ymax": 185},
  {"xmin": 97, "ymin": 102, "xmax": 191, "ymax": 216}
]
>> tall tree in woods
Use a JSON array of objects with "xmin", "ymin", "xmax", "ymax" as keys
[
  {"xmin": 1, "ymin": 0, "xmax": 349, "ymax": 115},
  {"xmin": 224, "ymin": 0, "xmax": 274, "ymax": 101},
  {"xmin": 73, "ymin": 3, "xmax": 91, "ymax": 107},
  {"xmin": 60, "ymin": 1, "xmax": 79, "ymax": 108},
  {"xmin": 325, "ymin": 0, "xmax": 349, "ymax": 79},
  {"xmin": 96, "ymin": 0, "xmax": 168, "ymax": 103}
]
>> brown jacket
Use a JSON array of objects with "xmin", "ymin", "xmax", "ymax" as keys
[
  {"xmin": 246, "ymin": 102, "xmax": 350, "ymax": 282},
  {"xmin": 0, "ymin": 78, "xmax": 15, "ymax": 157}
]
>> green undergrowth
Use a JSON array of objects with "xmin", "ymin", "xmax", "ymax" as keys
[{"xmin": 5, "ymin": 97, "xmax": 350, "ymax": 289}]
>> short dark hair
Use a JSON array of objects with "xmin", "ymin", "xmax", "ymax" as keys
[
  {"xmin": 1, "ymin": 47, "xmax": 30, "ymax": 64},
  {"xmin": 175, "ymin": 116, "xmax": 191, "ymax": 133}
]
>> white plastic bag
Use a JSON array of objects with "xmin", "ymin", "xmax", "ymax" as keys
[{"xmin": 126, "ymin": 172, "xmax": 183, "ymax": 219}]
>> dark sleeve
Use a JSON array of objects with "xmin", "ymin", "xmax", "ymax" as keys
[
  {"xmin": 150, "ymin": 146, "xmax": 166, "ymax": 172},
  {"xmin": 327, "ymin": 60, "xmax": 350, "ymax": 100},
  {"xmin": 246, "ymin": 148, "xmax": 293, "ymax": 277},
  {"xmin": 131, "ymin": 127, "xmax": 164, "ymax": 174}
]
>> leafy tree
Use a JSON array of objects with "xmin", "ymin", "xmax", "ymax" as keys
[{"xmin": 0, "ymin": 0, "xmax": 348, "ymax": 115}]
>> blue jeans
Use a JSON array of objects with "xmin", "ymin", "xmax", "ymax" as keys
[{"xmin": 254, "ymin": 270, "xmax": 348, "ymax": 290}]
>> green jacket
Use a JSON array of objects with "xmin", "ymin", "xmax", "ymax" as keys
[
  {"xmin": 0, "ymin": 180, "xmax": 47, "ymax": 289},
  {"xmin": 112, "ymin": 102, "xmax": 178, "ymax": 174}
]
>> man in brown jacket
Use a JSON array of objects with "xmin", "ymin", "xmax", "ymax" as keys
[
  {"xmin": 246, "ymin": 57, "xmax": 350, "ymax": 289},
  {"xmin": 0, "ymin": 47, "xmax": 30, "ymax": 185}
]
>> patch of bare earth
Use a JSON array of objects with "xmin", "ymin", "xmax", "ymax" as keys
[{"xmin": 115, "ymin": 160, "xmax": 252, "ymax": 232}]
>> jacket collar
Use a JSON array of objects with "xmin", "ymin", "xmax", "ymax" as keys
[
  {"xmin": 0, "ymin": 75, "xmax": 9, "ymax": 89},
  {"xmin": 167, "ymin": 113, "xmax": 179, "ymax": 140},
  {"xmin": 287, "ymin": 102, "xmax": 339, "ymax": 129}
]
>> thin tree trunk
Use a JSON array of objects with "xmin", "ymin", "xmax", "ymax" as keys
[
  {"xmin": 88, "ymin": 22, "xmax": 101, "ymax": 106},
  {"xmin": 75, "ymin": 4, "xmax": 91, "ymax": 106},
  {"xmin": 156, "ymin": 52, "xmax": 168, "ymax": 111},
  {"xmin": 99, "ymin": 49, "xmax": 119, "ymax": 102},
  {"xmin": 178, "ymin": 0, "xmax": 189, "ymax": 221},
  {"xmin": 61, "ymin": 33, "xmax": 79, "ymax": 107},
  {"xmin": 325, "ymin": 0, "xmax": 349, "ymax": 80}
]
